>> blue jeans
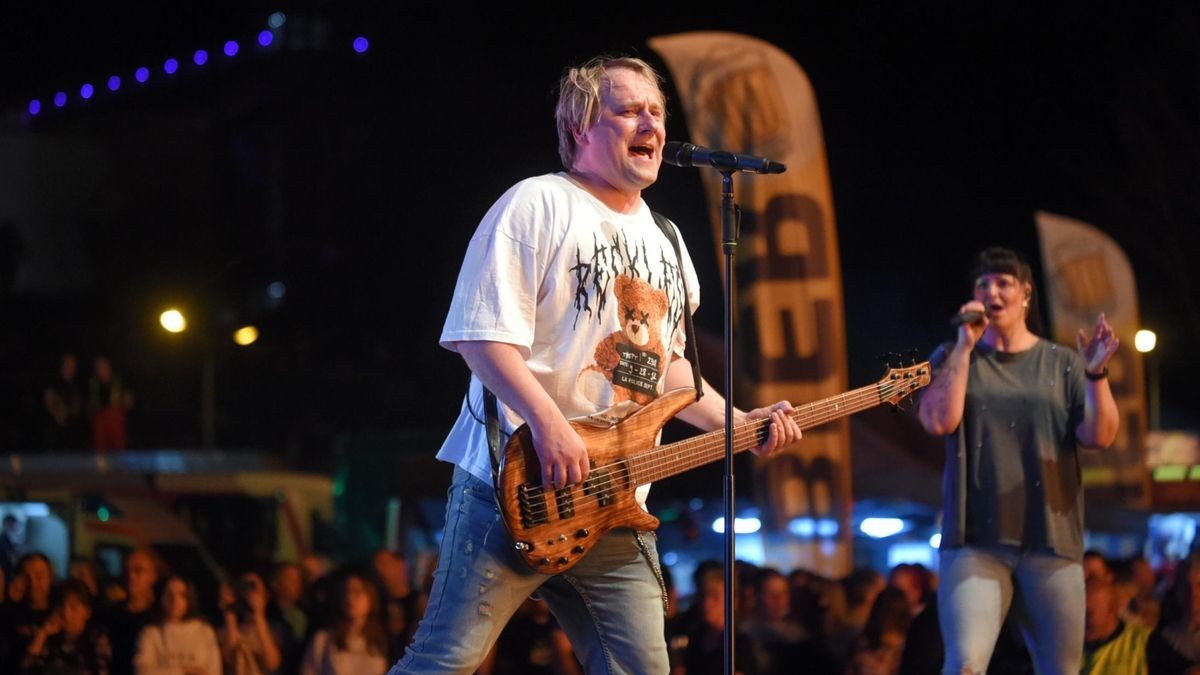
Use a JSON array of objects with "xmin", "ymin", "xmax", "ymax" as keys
[
  {"xmin": 388, "ymin": 467, "xmax": 669, "ymax": 675},
  {"xmin": 938, "ymin": 546, "xmax": 1084, "ymax": 675}
]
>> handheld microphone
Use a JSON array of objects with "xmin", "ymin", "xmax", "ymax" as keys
[
  {"xmin": 662, "ymin": 141, "xmax": 787, "ymax": 174},
  {"xmin": 949, "ymin": 310, "xmax": 989, "ymax": 326}
]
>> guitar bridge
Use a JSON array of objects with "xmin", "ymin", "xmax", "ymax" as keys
[{"xmin": 518, "ymin": 483, "xmax": 548, "ymax": 527}]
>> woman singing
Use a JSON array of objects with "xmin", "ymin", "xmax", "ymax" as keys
[{"xmin": 918, "ymin": 246, "xmax": 1120, "ymax": 674}]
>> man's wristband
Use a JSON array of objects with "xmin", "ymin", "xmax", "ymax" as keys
[{"xmin": 1085, "ymin": 368, "xmax": 1108, "ymax": 381}]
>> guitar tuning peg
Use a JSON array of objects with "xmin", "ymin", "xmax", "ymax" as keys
[{"xmin": 908, "ymin": 349, "xmax": 919, "ymax": 366}]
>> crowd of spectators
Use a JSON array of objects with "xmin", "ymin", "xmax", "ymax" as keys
[{"xmin": 0, "ymin": 537, "xmax": 1196, "ymax": 674}]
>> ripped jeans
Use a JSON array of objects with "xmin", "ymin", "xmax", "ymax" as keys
[
  {"xmin": 938, "ymin": 545, "xmax": 1084, "ymax": 675},
  {"xmin": 388, "ymin": 467, "xmax": 669, "ymax": 675}
]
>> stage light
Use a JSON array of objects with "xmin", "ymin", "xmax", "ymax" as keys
[
  {"xmin": 135, "ymin": 67, "xmax": 150, "ymax": 83},
  {"xmin": 107, "ymin": 75, "xmax": 121, "ymax": 91},
  {"xmin": 164, "ymin": 58, "xmax": 179, "ymax": 75},
  {"xmin": 860, "ymin": 517, "xmax": 905, "ymax": 539},
  {"xmin": 28, "ymin": 99, "xmax": 41, "ymax": 115},
  {"xmin": 353, "ymin": 36, "xmax": 369, "ymax": 53},
  {"xmin": 788, "ymin": 517, "xmax": 816, "ymax": 537},
  {"xmin": 258, "ymin": 30, "xmax": 274, "ymax": 47},
  {"xmin": 661, "ymin": 551, "xmax": 678, "ymax": 566},
  {"xmin": 80, "ymin": 83, "xmax": 94, "ymax": 100},
  {"xmin": 268, "ymin": 12, "xmax": 286, "ymax": 28},
  {"xmin": 160, "ymin": 309, "xmax": 187, "ymax": 333},
  {"xmin": 267, "ymin": 281, "xmax": 286, "ymax": 300},
  {"xmin": 816, "ymin": 518, "xmax": 840, "ymax": 537},
  {"xmin": 1135, "ymin": 329, "xmax": 1157, "ymax": 353},
  {"xmin": 224, "ymin": 40, "xmax": 239, "ymax": 57},
  {"xmin": 193, "ymin": 49, "xmax": 208, "ymax": 66},
  {"xmin": 233, "ymin": 326, "xmax": 259, "ymax": 346},
  {"xmin": 54, "ymin": 92, "xmax": 67, "ymax": 107},
  {"xmin": 712, "ymin": 516, "xmax": 761, "ymax": 534},
  {"xmin": 929, "ymin": 533, "xmax": 942, "ymax": 548}
]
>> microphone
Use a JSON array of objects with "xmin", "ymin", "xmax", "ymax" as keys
[
  {"xmin": 949, "ymin": 310, "xmax": 989, "ymax": 326},
  {"xmin": 662, "ymin": 141, "xmax": 787, "ymax": 174}
]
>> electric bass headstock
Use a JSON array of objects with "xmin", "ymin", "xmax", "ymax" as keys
[{"xmin": 875, "ymin": 352, "xmax": 931, "ymax": 408}]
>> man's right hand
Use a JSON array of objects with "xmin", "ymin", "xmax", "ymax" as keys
[{"xmin": 530, "ymin": 416, "xmax": 590, "ymax": 490}]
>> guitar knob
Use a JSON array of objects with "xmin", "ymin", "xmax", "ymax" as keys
[
  {"xmin": 558, "ymin": 557, "xmax": 569, "ymax": 566},
  {"xmin": 575, "ymin": 528, "xmax": 590, "ymax": 538},
  {"xmin": 572, "ymin": 546, "xmax": 585, "ymax": 554},
  {"xmin": 558, "ymin": 534, "xmax": 568, "ymax": 542},
  {"xmin": 538, "ymin": 558, "xmax": 551, "ymax": 566},
  {"xmin": 514, "ymin": 541, "xmax": 533, "ymax": 552}
]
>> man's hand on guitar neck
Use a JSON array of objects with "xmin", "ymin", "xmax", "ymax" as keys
[
  {"xmin": 456, "ymin": 340, "xmax": 591, "ymax": 491},
  {"xmin": 741, "ymin": 402, "xmax": 803, "ymax": 457}
]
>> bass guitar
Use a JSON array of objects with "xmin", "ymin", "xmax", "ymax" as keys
[{"xmin": 496, "ymin": 362, "xmax": 931, "ymax": 573}]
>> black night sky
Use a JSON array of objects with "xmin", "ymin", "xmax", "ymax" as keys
[{"xmin": 2, "ymin": 4, "xmax": 1198, "ymax": 476}]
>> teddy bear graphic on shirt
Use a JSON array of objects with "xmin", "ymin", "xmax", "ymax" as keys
[{"xmin": 578, "ymin": 273, "xmax": 670, "ymax": 407}]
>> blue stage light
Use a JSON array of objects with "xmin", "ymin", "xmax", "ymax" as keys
[
  {"xmin": 258, "ymin": 30, "xmax": 273, "ymax": 47},
  {"xmin": 353, "ymin": 36, "xmax": 369, "ymax": 53},
  {"xmin": 54, "ymin": 92, "xmax": 67, "ymax": 107},
  {"xmin": 80, "ymin": 83, "xmax": 94, "ymax": 100},
  {"xmin": 28, "ymin": 99, "xmax": 41, "ymax": 115},
  {"xmin": 193, "ymin": 49, "xmax": 208, "ymax": 66},
  {"xmin": 224, "ymin": 40, "xmax": 239, "ymax": 57},
  {"xmin": 164, "ymin": 58, "xmax": 179, "ymax": 75},
  {"xmin": 135, "ymin": 67, "xmax": 150, "ymax": 83},
  {"xmin": 268, "ymin": 12, "xmax": 286, "ymax": 29},
  {"xmin": 107, "ymin": 75, "xmax": 121, "ymax": 91}
]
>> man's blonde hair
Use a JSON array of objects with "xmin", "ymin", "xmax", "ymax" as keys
[{"xmin": 555, "ymin": 55, "xmax": 666, "ymax": 170}]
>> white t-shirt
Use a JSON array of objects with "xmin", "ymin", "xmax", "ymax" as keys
[
  {"xmin": 134, "ymin": 620, "xmax": 222, "ymax": 675},
  {"xmin": 437, "ymin": 173, "xmax": 700, "ymax": 489}
]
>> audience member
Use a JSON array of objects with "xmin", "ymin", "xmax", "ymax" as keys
[
  {"xmin": 1121, "ymin": 554, "xmax": 1162, "ymax": 630},
  {"xmin": 219, "ymin": 570, "xmax": 288, "ymax": 675},
  {"xmin": 1, "ymin": 514, "xmax": 25, "ymax": 579},
  {"xmin": 1146, "ymin": 552, "xmax": 1200, "ymax": 674},
  {"xmin": 6, "ymin": 552, "xmax": 56, "ymax": 659},
  {"xmin": 1082, "ymin": 571, "xmax": 1149, "ymax": 674},
  {"xmin": 42, "ymin": 351, "xmax": 87, "ymax": 450},
  {"xmin": 98, "ymin": 547, "xmax": 161, "ymax": 675},
  {"xmin": 888, "ymin": 563, "xmax": 933, "ymax": 617},
  {"xmin": 299, "ymin": 569, "xmax": 388, "ymax": 675},
  {"xmin": 133, "ymin": 575, "xmax": 221, "ymax": 675},
  {"xmin": 829, "ymin": 567, "xmax": 886, "ymax": 665},
  {"xmin": 682, "ymin": 573, "xmax": 757, "ymax": 675},
  {"xmin": 88, "ymin": 354, "xmax": 135, "ymax": 453},
  {"xmin": 848, "ymin": 586, "xmax": 912, "ymax": 675},
  {"xmin": 68, "ymin": 557, "xmax": 101, "ymax": 600},
  {"xmin": 268, "ymin": 562, "xmax": 308, "ymax": 655},
  {"xmin": 368, "ymin": 548, "xmax": 421, "ymax": 662},
  {"xmin": 742, "ymin": 567, "xmax": 836, "ymax": 674},
  {"xmin": 481, "ymin": 596, "xmax": 580, "ymax": 675},
  {"xmin": 20, "ymin": 578, "xmax": 112, "ymax": 674}
]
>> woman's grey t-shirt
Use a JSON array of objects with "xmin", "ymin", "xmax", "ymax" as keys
[{"xmin": 927, "ymin": 339, "xmax": 1089, "ymax": 561}]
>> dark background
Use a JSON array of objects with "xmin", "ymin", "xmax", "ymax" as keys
[{"xmin": 2, "ymin": 4, "xmax": 1197, "ymax": 474}]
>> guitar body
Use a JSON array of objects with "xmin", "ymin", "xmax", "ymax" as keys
[{"xmin": 495, "ymin": 388, "xmax": 698, "ymax": 575}]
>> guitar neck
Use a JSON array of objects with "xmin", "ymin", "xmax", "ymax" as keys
[{"xmin": 628, "ymin": 381, "xmax": 888, "ymax": 485}]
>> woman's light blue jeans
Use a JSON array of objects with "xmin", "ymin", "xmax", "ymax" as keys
[
  {"xmin": 938, "ymin": 545, "xmax": 1084, "ymax": 675},
  {"xmin": 388, "ymin": 467, "xmax": 669, "ymax": 675}
]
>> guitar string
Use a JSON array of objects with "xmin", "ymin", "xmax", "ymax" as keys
[{"xmin": 510, "ymin": 375, "xmax": 925, "ymax": 524}]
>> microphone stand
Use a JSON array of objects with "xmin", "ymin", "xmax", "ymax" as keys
[{"xmin": 719, "ymin": 169, "xmax": 738, "ymax": 675}]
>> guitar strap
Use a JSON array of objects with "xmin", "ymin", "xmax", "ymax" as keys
[{"xmin": 482, "ymin": 210, "xmax": 703, "ymax": 480}]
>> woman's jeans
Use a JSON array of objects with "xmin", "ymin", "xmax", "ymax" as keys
[
  {"xmin": 938, "ymin": 545, "xmax": 1084, "ymax": 675},
  {"xmin": 388, "ymin": 467, "xmax": 669, "ymax": 675}
]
